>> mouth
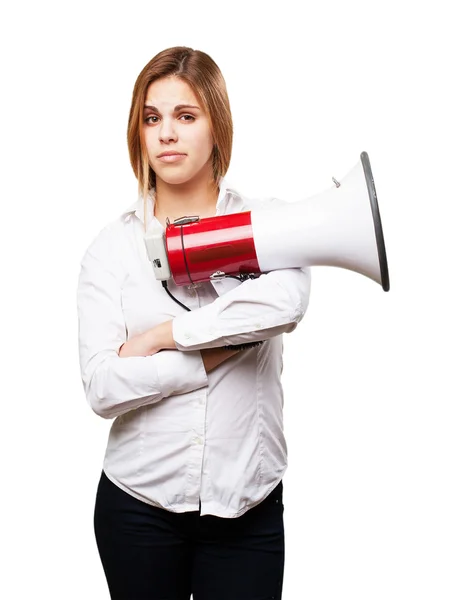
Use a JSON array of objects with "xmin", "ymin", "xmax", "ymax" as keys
[
  {"xmin": 157, "ymin": 152, "xmax": 186, "ymax": 158},
  {"xmin": 157, "ymin": 153, "xmax": 187, "ymax": 163}
]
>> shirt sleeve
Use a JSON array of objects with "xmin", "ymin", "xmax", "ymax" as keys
[
  {"xmin": 172, "ymin": 266, "xmax": 311, "ymax": 350},
  {"xmin": 77, "ymin": 226, "xmax": 208, "ymax": 420}
]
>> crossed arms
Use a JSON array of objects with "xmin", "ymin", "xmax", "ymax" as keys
[{"xmin": 77, "ymin": 234, "xmax": 311, "ymax": 419}]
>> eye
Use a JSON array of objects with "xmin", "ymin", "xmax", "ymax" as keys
[
  {"xmin": 144, "ymin": 115, "xmax": 159, "ymax": 125},
  {"xmin": 180, "ymin": 114, "xmax": 195, "ymax": 122}
]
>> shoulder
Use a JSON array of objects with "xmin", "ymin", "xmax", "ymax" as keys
[
  {"xmin": 219, "ymin": 177, "xmax": 292, "ymax": 214},
  {"xmin": 229, "ymin": 189, "xmax": 291, "ymax": 213},
  {"xmin": 242, "ymin": 196, "xmax": 291, "ymax": 211},
  {"xmin": 80, "ymin": 215, "xmax": 129, "ymax": 265}
]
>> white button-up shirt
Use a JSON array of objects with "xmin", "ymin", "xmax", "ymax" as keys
[{"xmin": 77, "ymin": 178, "xmax": 311, "ymax": 518}]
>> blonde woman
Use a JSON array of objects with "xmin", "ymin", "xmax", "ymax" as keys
[{"xmin": 77, "ymin": 46, "xmax": 311, "ymax": 600}]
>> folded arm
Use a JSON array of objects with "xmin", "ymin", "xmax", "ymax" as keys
[
  {"xmin": 171, "ymin": 267, "xmax": 311, "ymax": 351},
  {"xmin": 77, "ymin": 232, "xmax": 209, "ymax": 420}
]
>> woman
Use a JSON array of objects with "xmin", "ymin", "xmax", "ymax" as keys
[{"xmin": 77, "ymin": 46, "xmax": 311, "ymax": 600}]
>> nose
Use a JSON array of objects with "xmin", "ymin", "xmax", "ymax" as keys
[{"xmin": 158, "ymin": 118, "xmax": 178, "ymax": 144}]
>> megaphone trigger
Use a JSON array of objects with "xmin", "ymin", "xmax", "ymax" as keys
[{"xmin": 332, "ymin": 177, "xmax": 341, "ymax": 188}]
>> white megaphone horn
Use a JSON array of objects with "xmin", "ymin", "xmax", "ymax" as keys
[{"xmin": 144, "ymin": 152, "xmax": 390, "ymax": 292}]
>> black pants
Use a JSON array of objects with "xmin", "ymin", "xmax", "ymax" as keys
[{"xmin": 94, "ymin": 471, "xmax": 285, "ymax": 600}]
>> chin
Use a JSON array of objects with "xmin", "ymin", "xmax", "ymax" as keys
[
  {"xmin": 156, "ymin": 166, "xmax": 205, "ymax": 187},
  {"xmin": 158, "ymin": 173, "xmax": 194, "ymax": 186}
]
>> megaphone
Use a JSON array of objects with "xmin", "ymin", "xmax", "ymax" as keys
[{"xmin": 144, "ymin": 151, "xmax": 390, "ymax": 292}]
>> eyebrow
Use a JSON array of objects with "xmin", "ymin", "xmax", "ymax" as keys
[{"xmin": 143, "ymin": 104, "xmax": 201, "ymax": 113}]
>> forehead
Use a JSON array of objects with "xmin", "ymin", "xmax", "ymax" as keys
[{"xmin": 145, "ymin": 76, "xmax": 200, "ymax": 109}]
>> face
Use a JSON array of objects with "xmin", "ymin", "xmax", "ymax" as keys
[{"xmin": 143, "ymin": 76, "xmax": 215, "ymax": 186}]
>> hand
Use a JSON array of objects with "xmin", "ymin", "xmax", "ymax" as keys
[
  {"xmin": 118, "ymin": 331, "xmax": 156, "ymax": 358},
  {"xmin": 118, "ymin": 320, "xmax": 175, "ymax": 358},
  {"xmin": 201, "ymin": 347, "xmax": 240, "ymax": 372}
]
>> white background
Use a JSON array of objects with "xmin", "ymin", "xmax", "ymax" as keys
[{"xmin": 1, "ymin": 1, "xmax": 448, "ymax": 598}]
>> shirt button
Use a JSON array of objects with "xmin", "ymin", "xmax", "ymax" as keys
[{"xmin": 193, "ymin": 437, "xmax": 203, "ymax": 445}]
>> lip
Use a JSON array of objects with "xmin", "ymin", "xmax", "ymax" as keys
[{"xmin": 157, "ymin": 152, "xmax": 187, "ymax": 164}]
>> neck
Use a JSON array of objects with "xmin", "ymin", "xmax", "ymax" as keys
[{"xmin": 153, "ymin": 169, "xmax": 220, "ymax": 224}]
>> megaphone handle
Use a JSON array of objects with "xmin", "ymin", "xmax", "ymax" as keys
[{"xmin": 223, "ymin": 340, "xmax": 264, "ymax": 351}]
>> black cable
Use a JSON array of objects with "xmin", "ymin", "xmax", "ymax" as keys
[{"xmin": 162, "ymin": 280, "xmax": 191, "ymax": 312}]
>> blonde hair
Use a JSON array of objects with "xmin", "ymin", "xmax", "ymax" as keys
[{"xmin": 127, "ymin": 46, "xmax": 233, "ymax": 230}]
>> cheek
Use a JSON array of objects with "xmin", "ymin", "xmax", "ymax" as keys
[
  {"xmin": 188, "ymin": 126, "xmax": 214, "ymax": 158},
  {"xmin": 144, "ymin": 128, "xmax": 157, "ymax": 152}
]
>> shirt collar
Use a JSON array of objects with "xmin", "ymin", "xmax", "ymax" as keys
[{"xmin": 120, "ymin": 177, "xmax": 241, "ymax": 224}]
